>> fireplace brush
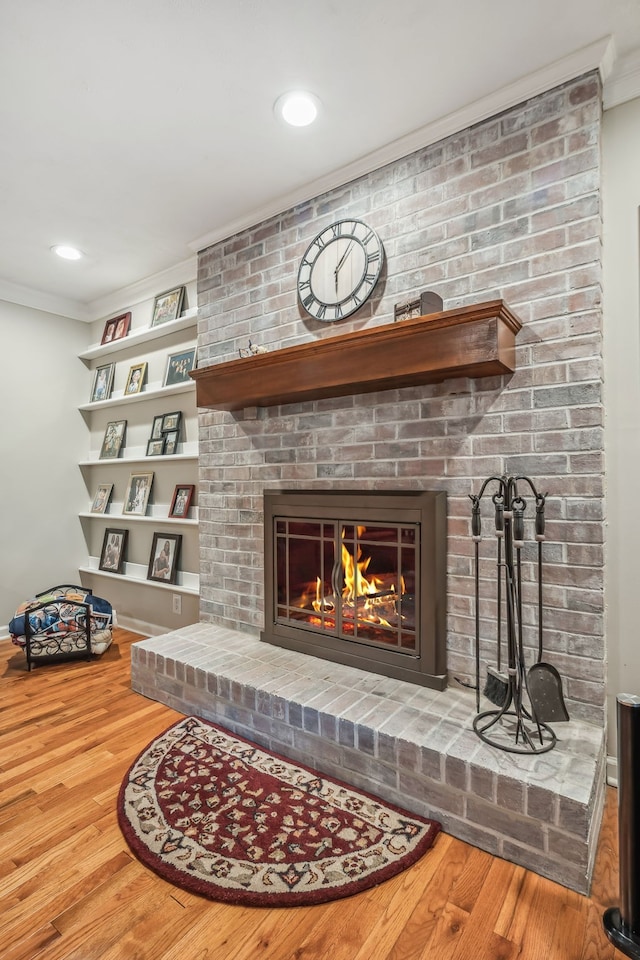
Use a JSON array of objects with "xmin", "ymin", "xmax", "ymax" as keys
[{"xmin": 469, "ymin": 474, "xmax": 568, "ymax": 754}]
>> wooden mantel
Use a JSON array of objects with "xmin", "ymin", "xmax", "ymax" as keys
[{"xmin": 190, "ymin": 299, "xmax": 522, "ymax": 411}]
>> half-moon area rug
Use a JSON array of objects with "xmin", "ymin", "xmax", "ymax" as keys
[{"xmin": 118, "ymin": 715, "xmax": 441, "ymax": 906}]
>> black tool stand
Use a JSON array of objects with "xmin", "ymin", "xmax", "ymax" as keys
[{"xmin": 603, "ymin": 693, "xmax": 640, "ymax": 958}]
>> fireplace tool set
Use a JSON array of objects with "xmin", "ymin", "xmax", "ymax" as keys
[{"xmin": 469, "ymin": 474, "xmax": 569, "ymax": 754}]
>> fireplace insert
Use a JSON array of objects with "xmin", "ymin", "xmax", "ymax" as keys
[{"xmin": 261, "ymin": 490, "xmax": 447, "ymax": 689}]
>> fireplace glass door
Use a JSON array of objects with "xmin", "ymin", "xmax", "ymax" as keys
[
  {"xmin": 262, "ymin": 490, "xmax": 447, "ymax": 690},
  {"xmin": 274, "ymin": 518, "xmax": 419, "ymax": 654}
]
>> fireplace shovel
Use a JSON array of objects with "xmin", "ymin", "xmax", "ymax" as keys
[
  {"xmin": 524, "ymin": 501, "xmax": 569, "ymax": 724},
  {"xmin": 528, "ymin": 662, "xmax": 569, "ymax": 723}
]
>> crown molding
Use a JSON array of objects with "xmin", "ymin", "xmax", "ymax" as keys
[
  {"xmin": 190, "ymin": 37, "xmax": 614, "ymax": 254},
  {"xmin": 85, "ymin": 255, "xmax": 198, "ymax": 322},
  {"xmin": 604, "ymin": 48, "xmax": 640, "ymax": 109},
  {"xmin": 0, "ymin": 256, "xmax": 199, "ymax": 323},
  {"xmin": 1, "ymin": 37, "xmax": 624, "ymax": 320},
  {"xmin": 0, "ymin": 278, "xmax": 91, "ymax": 321}
]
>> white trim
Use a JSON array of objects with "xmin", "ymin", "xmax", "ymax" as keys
[
  {"xmin": 2, "ymin": 37, "xmax": 624, "ymax": 319},
  {"xmin": 607, "ymin": 754, "xmax": 618, "ymax": 788},
  {"xmin": 0, "ymin": 278, "xmax": 91, "ymax": 322},
  {"xmin": 604, "ymin": 48, "xmax": 640, "ymax": 109},
  {"xmin": 190, "ymin": 37, "xmax": 615, "ymax": 254},
  {"xmin": 112, "ymin": 614, "xmax": 177, "ymax": 638},
  {"xmin": 85, "ymin": 256, "xmax": 198, "ymax": 323}
]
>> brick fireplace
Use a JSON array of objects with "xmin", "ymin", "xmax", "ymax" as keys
[{"xmin": 131, "ymin": 71, "xmax": 607, "ymax": 893}]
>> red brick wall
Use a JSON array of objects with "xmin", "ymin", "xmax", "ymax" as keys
[{"xmin": 197, "ymin": 73, "xmax": 604, "ymax": 724}]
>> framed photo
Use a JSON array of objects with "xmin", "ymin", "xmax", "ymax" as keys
[
  {"xmin": 123, "ymin": 472, "xmax": 154, "ymax": 516},
  {"xmin": 161, "ymin": 411, "xmax": 182, "ymax": 434},
  {"xmin": 99, "ymin": 528, "xmax": 128, "ymax": 574},
  {"xmin": 150, "ymin": 414, "xmax": 165, "ymax": 441},
  {"xmin": 146, "ymin": 437, "xmax": 165, "ymax": 456},
  {"xmin": 101, "ymin": 312, "xmax": 131, "ymax": 345},
  {"xmin": 147, "ymin": 532, "xmax": 182, "ymax": 584},
  {"xmin": 124, "ymin": 362, "xmax": 147, "ymax": 395},
  {"xmin": 163, "ymin": 430, "xmax": 179, "ymax": 456},
  {"xmin": 151, "ymin": 286, "xmax": 185, "ymax": 327},
  {"xmin": 99, "ymin": 420, "xmax": 127, "ymax": 459},
  {"xmin": 90, "ymin": 363, "xmax": 115, "ymax": 403},
  {"xmin": 169, "ymin": 484, "xmax": 195, "ymax": 519},
  {"xmin": 164, "ymin": 347, "xmax": 197, "ymax": 387},
  {"xmin": 90, "ymin": 483, "xmax": 113, "ymax": 514}
]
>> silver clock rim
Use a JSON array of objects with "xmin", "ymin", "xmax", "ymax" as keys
[{"xmin": 297, "ymin": 218, "xmax": 384, "ymax": 322}]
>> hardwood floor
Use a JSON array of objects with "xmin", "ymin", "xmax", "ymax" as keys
[{"xmin": 0, "ymin": 628, "xmax": 626, "ymax": 960}]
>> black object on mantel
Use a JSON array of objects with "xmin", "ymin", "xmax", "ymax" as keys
[
  {"xmin": 469, "ymin": 474, "xmax": 569, "ymax": 755},
  {"xmin": 603, "ymin": 694, "xmax": 640, "ymax": 959}
]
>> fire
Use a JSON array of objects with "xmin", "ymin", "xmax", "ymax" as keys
[
  {"xmin": 309, "ymin": 527, "xmax": 404, "ymax": 629},
  {"xmin": 342, "ymin": 527, "xmax": 382, "ymax": 600}
]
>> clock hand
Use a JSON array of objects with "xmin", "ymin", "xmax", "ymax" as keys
[
  {"xmin": 334, "ymin": 239, "xmax": 355, "ymax": 294},
  {"xmin": 335, "ymin": 239, "xmax": 355, "ymax": 276}
]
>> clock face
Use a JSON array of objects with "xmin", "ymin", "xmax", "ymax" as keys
[{"xmin": 297, "ymin": 219, "xmax": 384, "ymax": 322}]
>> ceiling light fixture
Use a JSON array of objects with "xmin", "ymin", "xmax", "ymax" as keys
[
  {"xmin": 51, "ymin": 244, "xmax": 83, "ymax": 260},
  {"xmin": 274, "ymin": 91, "xmax": 320, "ymax": 127}
]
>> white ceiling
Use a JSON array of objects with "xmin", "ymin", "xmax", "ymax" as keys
[{"xmin": 1, "ymin": 0, "xmax": 639, "ymax": 322}]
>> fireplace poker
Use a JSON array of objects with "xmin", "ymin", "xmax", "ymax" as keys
[
  {"xmin": 470, "ymin": 494, "xmax": 483, "ymax": 712},
  {"xmin": 483, "ymin": 492, "xmax": 509, "ymax": 708}
]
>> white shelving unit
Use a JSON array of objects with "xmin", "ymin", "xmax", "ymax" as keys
[{"xmin": 78, "ymin": 306, "xmax": 200, "ymax": 603}]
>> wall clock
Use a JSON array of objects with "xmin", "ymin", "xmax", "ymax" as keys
[{"xmin": 297, "ymin": 218, "xmax": 384, "ymax": 322}]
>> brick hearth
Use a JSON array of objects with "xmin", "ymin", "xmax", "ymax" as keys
[{"xmin": 131, "ymin": 623, "xmax": 606, "ymax": 895}]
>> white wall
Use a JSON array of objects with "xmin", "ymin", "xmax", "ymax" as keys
[
  {"xmin": 602, "ymin": 95, "xmax": 640, "ymax": 760},
  {"xmin": 0, "ymin": 300, "xmax": 87, "ymax": 629}
]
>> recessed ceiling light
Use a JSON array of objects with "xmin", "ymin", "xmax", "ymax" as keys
[
  {"xmin": 274, "ymin": 91, "xmax": 320, "ymax": 127},
  {"xmin": 51, "ymin": 244, "xmax": 83, "ymax": 260}
]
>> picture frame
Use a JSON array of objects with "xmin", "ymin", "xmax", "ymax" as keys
[
  {"xmin": 123, "ymin": 472, "xmax": 154, "ymax": 516},
  {"xmin": 146, "ymin": 437, "xmax": 165, "ymax": 456},
  {"xmin": 151, "ymin": 286, "xmax": 185, "ymax": 327},
  {"xmin": 90, "ymin": 483, "xmax": 113, "ymax": 514},
  {"xmin": 90, "ymin": 362, "xmax": 115, "ymax": 403},
  {"xmin": 150, "ymin": 414, "xmax": 165, "ymax": 441},
  {"xmin": 99, "ymin": 528, "xmax": 128, "ymax": 574},
  {"xmin": 163, "ymin": 430, "xmax": 179, "ymax": 456},
  {"xmin": 169, "ymin": 484, "xmax": 195, "ymax": 519},
  {"xmin": 124, "ymin": 362, "xmax": 147, "ymax": 395},
  {"xmin": 161, "ymin": 410, "xmax": 182, "ymax": 434},
  {"xmin": 99, "ymin": 420, "xmax": 127, "ymax": 459},
  {"xmin": 163, "ymin": 346, "xmax": 197, "ymax": 387},
  {"xmin": 147, "ymin": 532, "xmax": 182, "ymax": 584},
  {"xmin": 100, "ymin": 311, "xmax": 131, "ymax": 345}
]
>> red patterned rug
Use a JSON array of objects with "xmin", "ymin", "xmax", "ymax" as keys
[{"xmin": 117, "ymin": 716, "xmax": 441, "ymax": 906}]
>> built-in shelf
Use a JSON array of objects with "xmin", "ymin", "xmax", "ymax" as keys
[
  {"xmin": 78, "ymin": 444, "xmax": 198, "ymax": 467},
  {"xmin": 191, "ymin": 300, "xmax": 522, "ymax": 411},
  {"xmin": 78, "ymin": 311, "xmax": 198, "ymax": 361},
  {"xmin": 79, "ymin": 509, "xmax": 198, "ymax": 527},
  {"xmin": 79, "ymin": 379, "xmax": 195, "ymax": 412},
  {"xmin": 80, "ymin": 558, "xmax": 199, "ymax": 595}
]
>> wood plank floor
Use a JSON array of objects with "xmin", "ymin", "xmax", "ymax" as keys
[{"xmin": 0, "ymin": 628, "xmax": 626, "ymax": 960}]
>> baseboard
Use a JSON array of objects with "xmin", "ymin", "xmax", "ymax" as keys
[
  {"xmin": 115, "ymin": 614, "xmax": 181, "ymax": 638},
  {"xmin": 607, "ymin": 755, "xmax": 618, "ymax": 788}
]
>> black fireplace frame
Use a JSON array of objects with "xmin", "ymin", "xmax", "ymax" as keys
[{"xmin": 261, "ymin": 489, "xmax": 447, "ymax": 690}]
